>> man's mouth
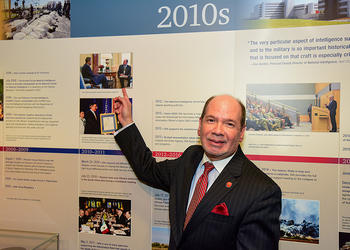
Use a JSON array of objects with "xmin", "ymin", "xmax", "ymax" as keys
[{"xmin": 208, "ymin": 138, "xmax": 226, "ymax": 146}]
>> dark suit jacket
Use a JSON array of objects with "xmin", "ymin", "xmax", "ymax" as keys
[
  {"xmin": 117, "ymin": 64, "xmax": 132, "ymax": 79},
  {"xmin": 326, "ymin": 100, "xmax": 337, "ymax": 118},
  {"xmin": 82, "ymin": 63, "xmax": 95, "ymax": 82},
  {"xmin": 84, "ymin": 110, "xmax": 100, "ymax": 134},
  {"xmin": 115, "ymin": 124, "xmax": 281, "ymax": 250}
]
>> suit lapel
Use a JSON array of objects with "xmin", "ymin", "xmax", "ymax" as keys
[
  {"xmin": 173, "ymin": 148, "xmax": 204, "ymax": 245},
  {"xmin": 183, "ymin": 146, "xmax": 245, "ymax": 233}
]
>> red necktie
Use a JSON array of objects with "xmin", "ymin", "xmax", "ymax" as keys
[{"xmin": 183, "ymin": 162, "xmax": 215, "ymax": 230}]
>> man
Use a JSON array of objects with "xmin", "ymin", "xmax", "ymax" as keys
[
  {"xmin": 79, "ymin": 209, "xmax": 85, "ymax": 232},
  {"xmin": 83, "ymin": 209, "xmax": 90, "ymax": 224},
  {"xmin": 117, "ymin": 59, "xmax": 132, "ymax": 88},
  {"xmin": 122, "ymin": 211, "xmax": 131, "ymax": 236},
  {"xmin": 30, "ymin": 4, "xmax": 33, "ymax": 18},
  {"xmin": 81, "ymin": 57, "xmax": 108, "ymax": 88},
  {"xmin": 115, "ymin": 208, "xmax": 126, "ymax": 226},
  {"xmin": 79, "ymin": 111, "xmax": 86, "ymax": 134},
  {"xmin": 114, "ymin": 89, "xmax": 281, "ymax": 249},
  {"xmin": 84, "ymin": 103, "xmax": 100, "ymax": 134},
  {"xmin": 325, "ymin": 95, "xmax": 337, "ymax": 132},
  {"xmin": 307, "ymin": 104, "xmax": 312, "ymax": 123}
]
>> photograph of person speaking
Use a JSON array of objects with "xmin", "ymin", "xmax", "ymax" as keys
[{"xmin": 113, "ymin": 88, "xmax": 281, "ymax": 250}]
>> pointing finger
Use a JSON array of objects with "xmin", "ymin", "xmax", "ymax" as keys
[{"xmin": 122, "ymin": 88, "xmax": 128, "ymax": 99}]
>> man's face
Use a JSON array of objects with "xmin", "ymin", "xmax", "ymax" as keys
[
  {"xmin": 197, "ymin": 95, "xmax": 245, "ymax": 161},
  {"xmin": 123, "ymin": 59, "xmax": 128, "ymax": 65},
  {"xmin": 90, "ymin": 104, "xmax": 97, "ymax": 111},
  {"xmin": 80, "ymin": 210, "xmax": 84, "ymax": 217},
  {"xmin": 80, "ymin": 111, "xmax": 85, "ymax": 119}
]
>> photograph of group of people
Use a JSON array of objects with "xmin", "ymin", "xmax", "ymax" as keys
[
  {"xmin": 79, "ymin": 52, "xmax": 133, "ymax": 89},
  {"xmin": 246, "ymin": 95, "xmax": 295, "ymax": 132},
  {"xmin": 246, "ymin": 83, "xmax": 340, "ymax": 132},
  {"xmin": 79, "ymin": 197, "xmax": 131, "ymax": 236}
]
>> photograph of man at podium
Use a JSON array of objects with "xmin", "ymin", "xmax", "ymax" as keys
[
  {"xmin": 245, "ymin": 83, "xmax": 340, "ymax": 133},
  {"xmin": 311, "ymin": 86, "xmax": 339, "ymax": 133}
]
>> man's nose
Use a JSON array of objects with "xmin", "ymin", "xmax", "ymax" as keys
[{"xmin": 212, "ymin": 122, "xmax": 224, "ymax": 135}]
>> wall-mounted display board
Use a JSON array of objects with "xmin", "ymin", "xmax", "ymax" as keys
[{"xmin": 1, "ymin": 0, "xmax": 350, "ymax": 249}]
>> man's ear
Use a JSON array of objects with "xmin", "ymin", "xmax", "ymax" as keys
[
  {"xmin": 197, "ymin": 118, "xmax": 202, "ymax": 136},
  {"xmin": 239, "ymin": 126, "xmax": 246, "ymax": 142}
]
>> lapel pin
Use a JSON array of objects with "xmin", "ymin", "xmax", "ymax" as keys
[{"xmin": 225, "ymin": 181, "xmax": 232, "ymax": 188}]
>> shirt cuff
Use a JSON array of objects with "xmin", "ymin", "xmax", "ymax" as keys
[{"xmin": 113, "ymin": 122, "xmax": 135, "ymax": 136}]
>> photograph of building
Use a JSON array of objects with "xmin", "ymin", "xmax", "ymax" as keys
[{"xmin": 251, "ymin": 0, "xmax": 350, "ymax": 20}]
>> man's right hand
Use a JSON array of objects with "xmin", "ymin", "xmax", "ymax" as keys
[{"xmin": 114, "ymin": 88, "xmax": 133, "ymax": 127}]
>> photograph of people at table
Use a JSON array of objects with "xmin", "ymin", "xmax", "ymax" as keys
[{"xmin": 79, "ymin": 197, "xmax": 131, "ymax": 236}]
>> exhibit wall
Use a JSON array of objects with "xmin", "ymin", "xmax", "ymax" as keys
[{"xmin": 0, "ymin": 0, "xmax": 350, "ymax": 249}]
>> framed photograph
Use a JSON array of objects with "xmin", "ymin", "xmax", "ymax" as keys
[{"xmin": 100, "ymin": 113, "xmax": 117, "ymax": 134}]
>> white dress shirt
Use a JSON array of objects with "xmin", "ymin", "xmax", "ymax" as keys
[{"xmin": 186, "ymin": 153, "xmax": 235, "ymax": 211}]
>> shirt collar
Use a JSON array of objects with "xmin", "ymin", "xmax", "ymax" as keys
[{"xmin": 200, "ymin": 152, "xmax": 235, "ymax": 175}]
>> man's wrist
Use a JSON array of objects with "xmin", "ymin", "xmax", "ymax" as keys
[{"xmin": 114, "ymin": 122, "xmax": 135, "ymax": 136}]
